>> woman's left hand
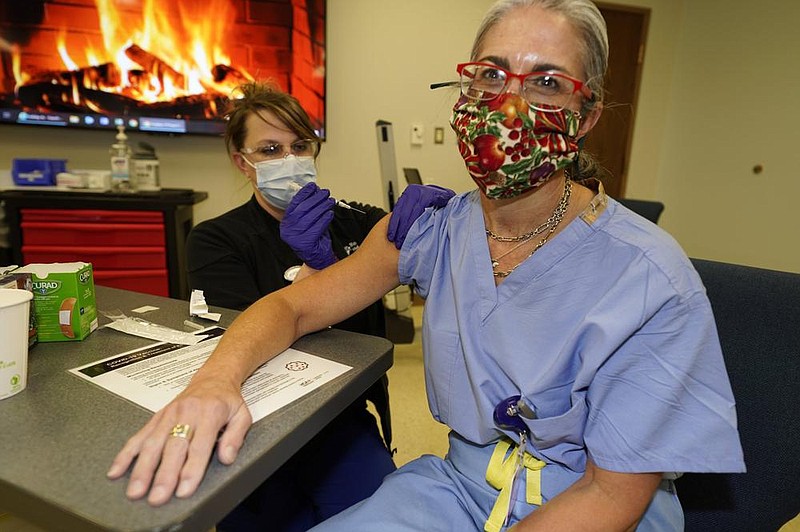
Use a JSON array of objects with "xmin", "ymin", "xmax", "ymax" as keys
[
  {"xmin": 387, "ymin": 184, "xmax": 455, "ymax": 249},
  {"xmin": 106, "ymin": 375, "xmax": 253, "ymax": 506}
]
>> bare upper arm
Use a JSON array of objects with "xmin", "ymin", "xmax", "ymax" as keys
[{"xmin": 284, "ymin": 214, "xmax": 401, "ymax": 335}]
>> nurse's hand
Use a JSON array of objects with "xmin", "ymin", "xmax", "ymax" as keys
[
  {"xmin": 281, "ymin": 182, "xmax": 337, "ymax": 269},
  {"xmin": 106, "ymin": 375, "xmax": 252, "ymax": 506},
  {"xmin": 388, "ymin": 184, "xmax": 455, "ymax": 249}
]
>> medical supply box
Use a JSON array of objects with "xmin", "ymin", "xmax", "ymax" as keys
[
  {"xmin": 0, "ymin": 266, "xmax": 38, "ymax": 347},
  {"xmin": 11, "ymin": 158, "xmax": 68, "ymax": 186},
  {"xmin": 15, "ymin": 262, "xmax": 98, "ymax": 342}
]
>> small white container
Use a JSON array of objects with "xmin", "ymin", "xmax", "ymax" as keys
[
  {"xmin": 132, "ymin": 157, "xmax": 161, "ymax": 191},
  {"xmin": 0, "ymin": 289, "xmax": 33, "ymax": 400}
]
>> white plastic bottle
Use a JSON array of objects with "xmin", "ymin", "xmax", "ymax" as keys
[
  {"xmin": 110, "ymin": 125, "xmax": 133, "ymax": 192},
  {"xmin": 132, "ymin": 141, "xmax": 161, "ymax": 191}
]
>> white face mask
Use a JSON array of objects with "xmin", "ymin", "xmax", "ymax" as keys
[{"xmin": 243, "ymin": 155, "xmax": 317, "ymax": 210}]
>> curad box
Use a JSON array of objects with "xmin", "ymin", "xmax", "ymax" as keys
[
  {"xmin": 15, "ymin": 262, "xmax": 98, "ymax": 342},
  {"xmin": 0, "ymin": 265, "xmax": 38, "ymax": 347}
]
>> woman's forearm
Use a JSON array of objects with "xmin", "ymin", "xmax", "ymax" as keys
[
  {"xmin": 190, "ymin": 291, "xmax": 301, "ymax": 389},
  {"xmin": 512, "ymin": 461, "xmax": 662, "ymax": 532}
]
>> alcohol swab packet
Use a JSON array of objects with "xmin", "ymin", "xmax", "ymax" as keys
[
  {"xmin": 190, "ymin": 289, "xmax": 222, "ymax": 322},
  {"xmin": 100, "ymin": 309, "xmax": 206, "ymax": 345}
]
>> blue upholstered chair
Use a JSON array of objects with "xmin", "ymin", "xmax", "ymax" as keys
[
  {"xmin": 616, "ymin": 198, "xmax": 665, "ymax": 224},
  {"xmin": 677, "ymin": 259, "xmax": 800, "ymax": 531}
]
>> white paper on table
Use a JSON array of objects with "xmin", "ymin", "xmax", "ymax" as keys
[
  {"xmin": 68, "ymin": 327, "xmax": 352, "ymax": 422},
  {"xmin": 131, "ymin": 305, "xmax": 159, "ymax": 314}
]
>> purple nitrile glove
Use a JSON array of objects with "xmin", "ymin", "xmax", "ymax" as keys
[
  {"xmin": 387, "ymin": 184, "xmax": 455, "ymax": 249},
  {"xmin": 280, "ymin": 182, "xmax": 337, "ymax": 270}
]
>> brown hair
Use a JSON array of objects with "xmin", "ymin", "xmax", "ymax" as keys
[{"xmin": 223, "ymin": 81, "xmax": 320, "ymax": 156}]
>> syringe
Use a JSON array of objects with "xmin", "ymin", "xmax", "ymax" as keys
[
  {"xmin": 288, "ymin": 182, "xmax": 366, "ymax": 214},
  {"xmin": 335, "ymin": 201, "xmax": 366, "ymax": 214}
]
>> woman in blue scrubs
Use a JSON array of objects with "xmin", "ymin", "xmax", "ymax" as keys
[{"xmin": 109, "ymin": 1, "xmax": 745, "ymax": 530}]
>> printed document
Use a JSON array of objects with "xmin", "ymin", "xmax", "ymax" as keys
[{"xmin": 69, "ymin": 327, "xmax": 352, "ymax": 422}]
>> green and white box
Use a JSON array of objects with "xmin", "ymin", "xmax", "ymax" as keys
[
  {"xmin": 16, "ymin": 262, "xmax": 98, "ymax": 342},
  {"xmin": 0, "ymin": 266, "xmax": 38, "ymax": 347}
]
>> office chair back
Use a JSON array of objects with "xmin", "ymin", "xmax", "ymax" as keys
[
  {"xmin": 678, "ymin": 259, "xmax": 800, "ymax": 531},
  {"xmin": 403, "ymin": 167, "xmax": 423, "ymax": 186},
  {"xmin": 617, "ymin": 198, "xmax": 665, "ymax": 224}
]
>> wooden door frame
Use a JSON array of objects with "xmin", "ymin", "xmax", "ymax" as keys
[{"xmin": 594, "ymin": 2, "xmax": 650, "ymax": 198}]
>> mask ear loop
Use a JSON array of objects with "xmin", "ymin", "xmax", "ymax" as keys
[
  {"xmin": 569, "ymin": 136, "xmax": 586, "ymax": 181},
  {"xmin": 570, "ymin": 81, "xmax": 599, "ymax": 181}
]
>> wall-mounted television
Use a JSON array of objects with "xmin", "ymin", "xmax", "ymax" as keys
[{"xmin": 0, "ymin": 0, "xmax": 326, "ymax": 137}]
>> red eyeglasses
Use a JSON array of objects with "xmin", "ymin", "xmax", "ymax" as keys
[{"xmin": 431, "ymin": 62, "xmax": 595, "ymax": 111}]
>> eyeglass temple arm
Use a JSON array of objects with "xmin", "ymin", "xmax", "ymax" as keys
[
  {"xmin": 430, "ymin": 81, "xmax": 460, "ymax": 90},
  {"xmin": 431, "ymin": 78, "xmax": 597, "ymax": 106}
]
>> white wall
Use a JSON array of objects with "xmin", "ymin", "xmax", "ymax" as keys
[
  {"xmin": 1, "ymin": 0, "xmax": 797, "ymax": 272},
  {"xmin": 319, "ymin": 0, "xmax": 493, "ymax": 204},
  {"xmin": 654, "ymin": 0, "xmax": 800, "ymax": 273}
]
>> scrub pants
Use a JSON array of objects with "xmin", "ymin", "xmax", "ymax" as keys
[
  {"xmin": 217, "ymin": 405, "xmax": 396, "ymax": 532},
  {"xmin": 310, "ymin": 432, "xmax": 684, "ymax": 532}
]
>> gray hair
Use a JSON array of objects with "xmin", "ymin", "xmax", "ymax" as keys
[{"xmin": 470, "ymin": 0, "xmax": 608, "ymax": 105}]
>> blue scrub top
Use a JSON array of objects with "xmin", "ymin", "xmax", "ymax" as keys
[{"xmin": 398, "ymin": 185, "xmax": 745, "ymax": 475}]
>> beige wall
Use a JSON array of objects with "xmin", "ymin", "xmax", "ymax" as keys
[
  {"xmin": 1, "ymin": 0, "xmax": 797, "ymax": 272},
  {"xmin": 654, "ymin": 0, "xmax": 800, "ymax": 273}
]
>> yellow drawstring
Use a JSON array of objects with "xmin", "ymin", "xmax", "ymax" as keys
[{"xmin": 484, "ymin": 437, "xmax": 546, "ymax": 532}]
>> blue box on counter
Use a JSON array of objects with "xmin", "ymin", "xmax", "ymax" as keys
[{"xmin": 11, "ymin": 158, "xmax": 68, "ymax": 186}]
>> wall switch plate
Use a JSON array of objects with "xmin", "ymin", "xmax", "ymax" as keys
[
  {"xmin": 434, "ymin": 127, "xmax": 444, "ymax": 144},
  {"xmin": 411, "ymin": 124, "xmax": 424, "ymax": 146}
]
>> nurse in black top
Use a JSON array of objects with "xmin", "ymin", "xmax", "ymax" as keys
[{"xmin": 186, "ymin": 82, "xmax": 453, "ymax": 531}]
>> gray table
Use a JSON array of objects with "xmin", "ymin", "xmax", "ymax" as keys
[{"xmin": 0, "ymin": 286, "xmax": 393, "ymax": 532}]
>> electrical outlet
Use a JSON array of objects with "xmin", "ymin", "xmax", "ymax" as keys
[{"xmin": 411, "ymin": 124, "xmax": 424, "ymax": 146}]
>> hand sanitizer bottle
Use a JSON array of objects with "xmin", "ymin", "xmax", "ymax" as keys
[{"xmin": 110, "ymin": 125, "xmax": 133, "ymax": 192}]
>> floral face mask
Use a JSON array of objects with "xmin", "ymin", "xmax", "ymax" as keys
[{"xmin": 450, "ymin": 93, "xmax": 582, "ymax": 199}]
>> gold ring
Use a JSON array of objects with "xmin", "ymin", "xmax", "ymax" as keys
[{"xmin": 170, "ymin": 424, "xmax": 192, "ymax": 440}]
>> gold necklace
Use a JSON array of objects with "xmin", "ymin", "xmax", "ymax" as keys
[
  {"xmin": 490, "ymin": 180, "xmax": 572, "ymax": 278},
  {"xmin": 486, "ymin": 181, "xmax": 571, "ymax": 242},
  {"xmin": 486, "ymin": 218, "xmax": 551, "ymax": 242},
  {"xmin": 490, "ymin": 234, "xmax": 537, "ymax": 268}
]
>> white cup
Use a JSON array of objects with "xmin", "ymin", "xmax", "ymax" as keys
[{"xmin": 0, "ymin": 289, "xmax": 33, "ymax": 400}]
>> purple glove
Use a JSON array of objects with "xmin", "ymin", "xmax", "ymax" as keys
[
  {"xmin": 280, "ymin": 182, "xmax": 337, "ymax": 270},
  {"xmin": 387, "ymin": 184, "xmax": 455, "ymax": 249}
]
